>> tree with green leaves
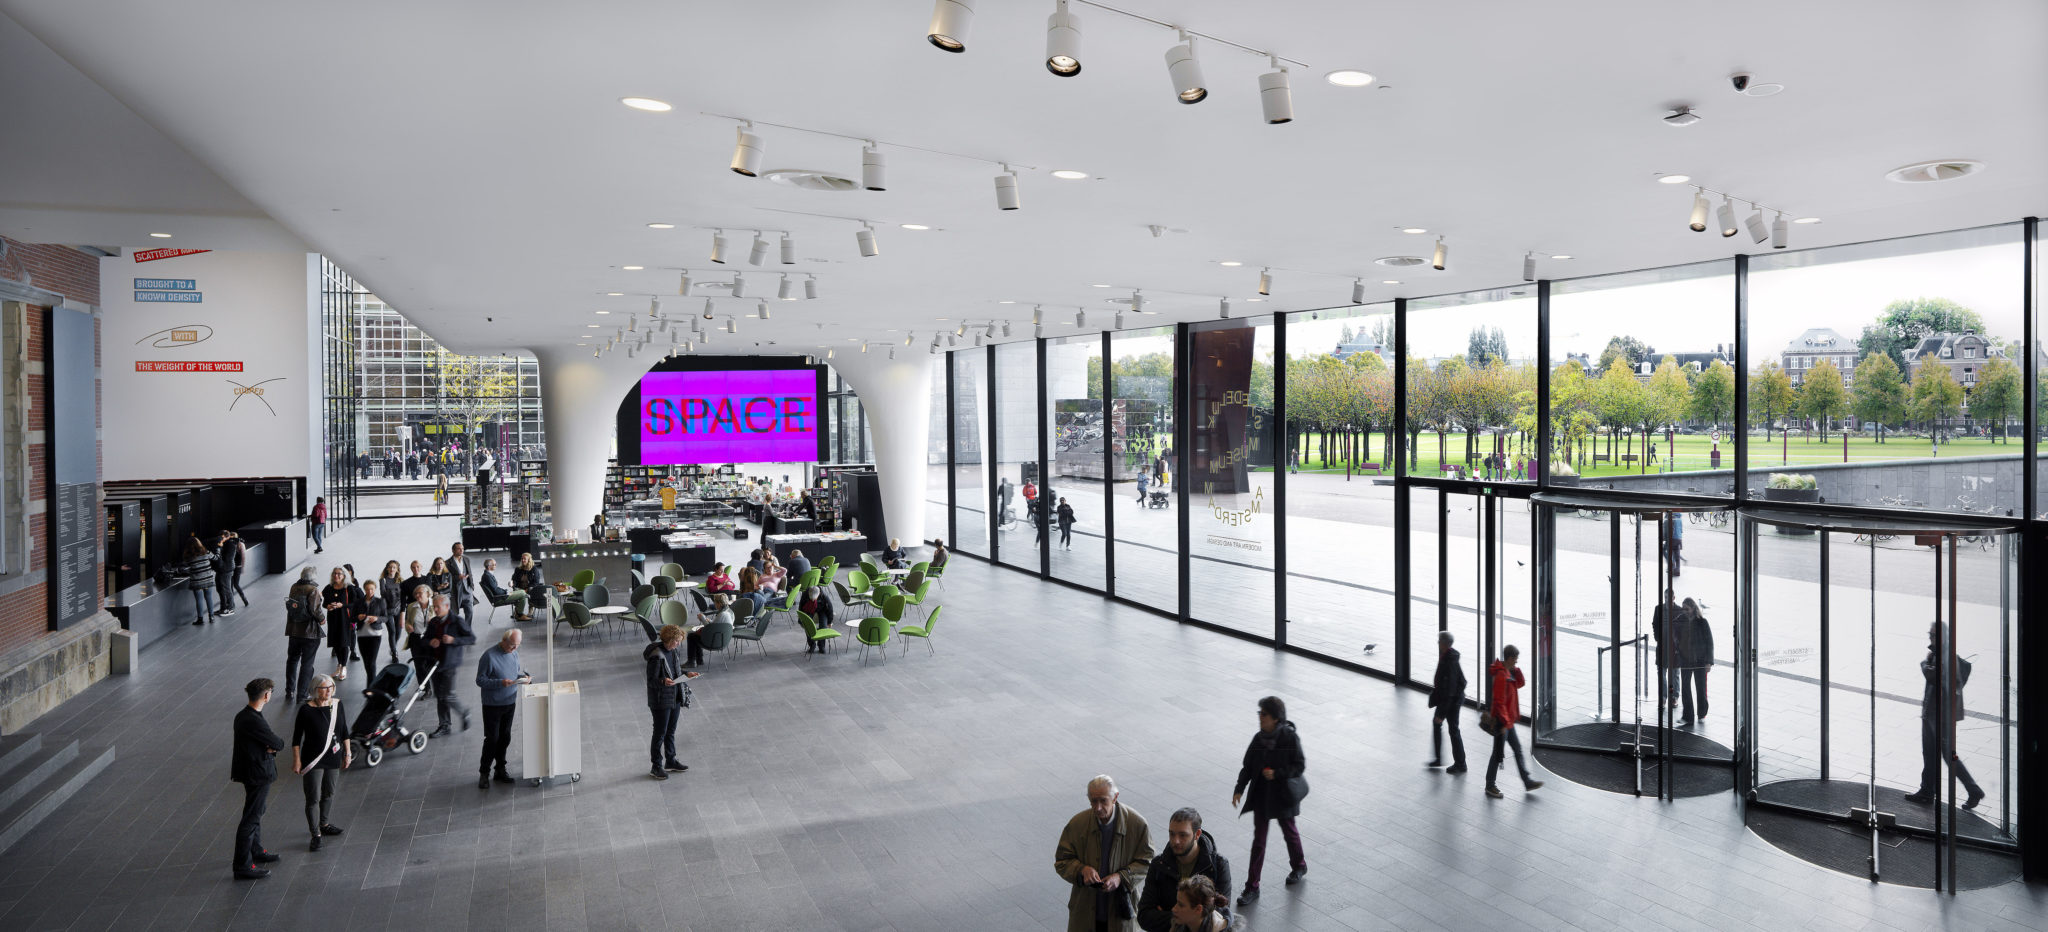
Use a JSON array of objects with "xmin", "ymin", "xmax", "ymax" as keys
[
  {"xmin": 1850, "ymin": 352, "xmax": 1908, "ymax": 442},
  {"xmin": 1856, "ymin": 297, "xmax": 1990, "ymax": 371},
  {"xmin": 431, "ymin": 348, "xmax": 521, "ymax": 450},
  {"xmin": 1970, "ymin": 355, "xmax": 2022, "ymax": 442},
  {"xmin": 1597, "ymin": 335, "xmax": 1655, "ymax": 374},
  {"xmin": 1549, "ymin": 360, "xmax": 1598, "ymax": 468},
  {"xmin": 1405, "ymin": 355, "xmax": 1446, "ymax": 471},
  {"xmin": 1751, "ymin": 361, "xmax": 1796, "ymax": 440},
  {"xmin": 1799, "ymin": 359, "xmax": 1848, "ymax": 442},
  {"xmin": 1911, "ymin": 363, "xmax": 1964, "ymax": 434},
  {"xmin": 1688, "ymin": 359, "xmax": 1735, "ymax": 429},
  {"xmin": 1466, "ymin": 325, "xmax": 1509, "ymax": 367},
  {"xmin": 1594, "ymin": 359, "xmax": 1649, "ymax": 466}
]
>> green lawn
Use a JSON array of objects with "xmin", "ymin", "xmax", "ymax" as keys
[{"xmin": 1282, "ymin": 431, "xmax": 2020, "ymax": 479}]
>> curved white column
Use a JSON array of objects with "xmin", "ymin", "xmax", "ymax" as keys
[
  {"xmin": 532, "ymin": 348, "xmax": 645, "ymax": 540},
  {"xmin": 828, "ymin": 353, "xmax": 935, "ymax": 545}
]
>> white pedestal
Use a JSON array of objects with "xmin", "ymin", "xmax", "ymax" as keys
[{"xmin": 519, "ymin": 680, "xmax": 581, "ymax": 784}]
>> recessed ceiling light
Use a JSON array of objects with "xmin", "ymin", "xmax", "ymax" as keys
[
  {"xmin": 620, "ymin": 97, "xmax": 672, "ymax": 112},
  {"xmin": 647, "ymin": 222, "xmax": 675, "ymax": 229},
  {"xmin": 586, "ymin": 324, "xmax": 602, "ymax": 328},
  {"xmin": 1051, "ymin": 170, "xmax": 1089, "ymax": 180},
  {"xmin": 148, "ymin": 232, "xmax": 173, "ymax": 238},
  {"xmin": 595, "ymin": 310, "xmax": 611, "ymax": 315},
  {"xmin": 1091, "ymin": 284, "xmax": 1113, "ymax": 288},
  {"xmin": 936, "ymin": 317, "xmax": 949, "ymax": 321},
  {"xmin": 621, "ymin": 265, "xmax": 644, "ymax": 270},
  {"xmin": 1550, "ymin": 254, "xmax": 1573, "ymax": 260},
  {"xmin": 1656, "ymin": 174, "xmax": 1692, "ymax": 184},
  {"xmin": 1400, "ymin": 227, "xmax": 1427, "ymax": 234},
  {"xmin": 1793, "ymin": 217, "xmax": 1822, "ymax": 224},
  {"xmin": 605, "ymin": 292, "xmax": 624, "ymax": 296},
  {"xmin": 1219, "ymin": 261, "xmax": 1243, "ymax": 267},
  {"xmin": 901, "ymin": 223, "xmax": 931, "ymax": 230},
  {"xmin": 1325, "ymin": 70, "xmax": 1374, "ymax": 87},
  {"xmin": 1246, "ymin": 297, "xmax": 1264, "ymax": 302},
  {"xmin": 998, "ymin": 300, "xmax": 1016, "ymax": 304},
  {"xmin": 1381, "ymin": 280, "xmax": 1401, "ymax": 285}
]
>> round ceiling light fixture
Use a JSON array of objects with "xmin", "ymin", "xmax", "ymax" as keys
[
  {"xmin": 1375, "ymin": 256, "xmax": 1428, "ymax": 267},
  {"xmin": 621, "ymin": 265, "xmax": 644, "ymax": 271},
  {"xmin": 901, "ymin": 223, "xmax": 931, "ymax": 231},
  {"xmin": 1381, "ymin": 280, "xmax": 1401, "ymax": 285},
  {"xmin": 619, "ymin": 97, "xmax": 672, "ymax": 112},
  {"xmin": 1219, "ymin": 261, "xmax": 1243, "ymax": 267},
  {"xmin": 760, "ymin": 169, "xmax": 861, "ymax": 191},
  {"xmin": 604, "ymin": 292, "xmax": 624, "ymax": 296},
  {"xmin": 1399, "ymin": 227, "xmax": 1427, "ymax": 234},
  {"xmin": 1656, "ymin": 174, "xmax": 1692, "ymax": 184},
  {"xmin": 1885, "ymin": 159, "xmax": 1985, "ymax": 184},
  {"xmin": 1051, "ymin": 170, "xmax": 1088, "ymax": 180},
  {"xmin": 1550, "ymin": 254, "xmax": 1573, "ymax": 260},
  {"xmin": 1325, "ymin": 69, "xmax": 1374, "ymax": 87},
  {"xmin": 148, "ymin": 232, "xmax": 173, "ymax": 238},
  {"xmin": 647, "ymin": 222, "xmax": 675, "ymax": 229}
]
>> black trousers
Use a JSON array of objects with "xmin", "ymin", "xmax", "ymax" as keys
[
  {"xmin": 233, "ymin": 780, "xmax": 270, "ymax": 869},
  {"xmin": 649, "ymin": 705, "xmax": 681, "ymax": 766},
  {"xmin": 301, "ymin": 768, "xmax": 338, "ymax": 836},
  {"xmin": 479, "ymin": 703, "xmax": 516, "ymax": 776},
  {"xmin": 433, "ymin": 665, "xmax": 469, "ymax": 729},
  {"xmin": 1680, "ymin": 667, "xmax": 1709, "ymax": 721},
  {"xmin": 357, "ymin": 635, "xmax": 385, "ymax": 681},
  {"xmin": 1487, "ymin": 725, "xmax": 1532, "ymax": 789},
  {"xmin": 285, "ymin": 637, "xmax": 321, "ymax": 699},
  {"xmin": 230, "ymin": 565, "xmax": 249, "ymax": 606},
  {"xmin": 1433, "ymin": 706, "xmax": 1467, "ymax": 767},
  {"xmin": 686, "ymin": 629, "xmax": 709, "ymax": 665},
  {"xmin": 410, "ymin": 652, "xmax": 434, "ymax": 697},
  {"xmin": 1918, "ymin": 715, "xmax": 1982, "ymax": 796},
  {"xmin": 1059, "ymin": 524, "xmax": 1073, "ymax": 546}
]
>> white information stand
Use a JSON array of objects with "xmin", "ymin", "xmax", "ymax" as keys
[{"xmin": 519, "ymin": 583, "xmax": 581, "ymax": 784}]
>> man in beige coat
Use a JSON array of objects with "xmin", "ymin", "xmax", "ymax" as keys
[{"xmin": 1054, "ymin": 774, "xmax": 1153, "ymax": 932}]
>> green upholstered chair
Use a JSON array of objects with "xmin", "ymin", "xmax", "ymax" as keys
[
  {"xmin": 797, "ymin": 611, "xmax": 840, "ymax": 657},
  {"xmin": 896, "ymin": 604, "xmax": 941, "ymax": 656},
  {"xmin": 855, "ymin": 616, "xmax": 893, "ymax": 663}
]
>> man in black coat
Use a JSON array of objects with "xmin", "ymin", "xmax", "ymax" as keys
[
  {"xmin": 1428, "ymin": 630, "xmax": 1468, "ymax": 773},
  {"xmin": 1904, "ymin": 621, "xmax": 1984, "ymax": 809},
  {"xmin": 1137, "ymin": 807, "xmax": 1232, "ymax": 932},
  {"xmin": 230, "ymin": 678, "xmax": 286, "ymax": 879}
]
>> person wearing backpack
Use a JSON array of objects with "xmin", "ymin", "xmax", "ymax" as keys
[
  {"xmin": 283, "ymin": 568, "xmax": 325, "ymax": 703},
  {"xmin": 1904, "ymin": 621, "xmax": 1983, "ymax": 809}
]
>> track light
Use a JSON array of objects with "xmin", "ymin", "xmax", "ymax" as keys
[
  {"xmin": 726, "ymin": 317, "xmax": 737, "ymax": 334},
  {"xmin": 1220, "ymin": 298, "xmax": 1232, "ymax": 319},
  {"xmin": 1075, "ymin": 309, "xmax": 1085, "ymax": 327},
  {"xmin": 1034, "ymin": 324, "xmax": 1043, "ymax": 338},
  {"xmin": 905, "ymin": 332, "xmax": 915, "ymax": 346},
  {"xmin": 948, "ymin": 334, "xmax": 957, "ymax": 346},
  {"xmin": 1771, "ymin": 212, "xmax": 1789, "ymax": 249},
  {"xmin": 779, "ymin": 233, "xmax": 796, "ymax": 265},
  {"xmin": 1258, "ymin": 268, "xmax": 1272, "ymax": 295},
  {"xmin": 778, "ymin": 274, "xmax": 795, "ymax": 300},
  {"xmin": 805, "ymin": 275, "xmax": 820, "ymax": 299},
  {"xmin": 984, "ymin": 321, "xmax": 997, "ymax": 338},
  {"xmin": 1688, "ymin": 189, "xmax": 1709, "ymax": 233},
  {"xmin": 1522, "ymin": 253, "xmax": 1536, "ymax": 283},
  {"xmin": 1164, "ymin": 31, "xmax": 1207, "ymax": 104},
  {"xmin": 702, "ymin": 299, "xmax": 715, "ymax": 321},
  {"xmin": 862, "ymin": 341, "xmax": 870, "ymax": 354},
  {"xmin": 1352, "ymin": 279, "xmax": 1366, "ymax": 304},
  {"xmin": 731, "ymin": 274, "xmax": 747, "ymax": 298},
  {"xmin": 758, "ymin": 299, "xmax": 770, "ymax": 321},
  {"xmin": 1716, "ymin": 196, "xmax": 1738, "ymax": 237},
  {"xmin": 861, "ymin": 144, "xmax": 886, "ymax": 191},
  {"xmin": 889, "ymin": 348, "xmax": 897, "ymax": 360},
  {"xmin": 1045, "ymin": 0, "xmax": 1081, "ymax": 75},
  {"xmin": 730, "ymin": 124, "xmax": 762, "ymax": 177},
  {"xmin": 649, "ymin": 297, "xmax": 661, "ymax": 318},
  {"xmin": 1259, "ymin": 59, "xmax": 1293, "ymax": 124},
  {"xmin": 856, "ymin": 223, "xmax": 879, "ymax": 257},
  {"xmin": 676, "ymin": 272, "xmax": 691, "ymax": 295},
  {"xmin": 710, "ymin": 230, "xmax": 728, "ymax": 263},
  {"xmin": 1002, "ymin": 320, "xmax": 1012, "ymax": 337},
  {"xmin": 1130, "ymin": 290, "xmax": 1145, "ymax": 313},
  {"xmin": 995, "ymin": 164, "xmax": 1021, "ymax": 211},
  {"xmin": 627, "ymin": 314, "xmax": 636, "ymax": 332},
  {"xmin": 827, "ymin": 347, "xmax": 836, "ymax": 359},
  {"xmin": 1743, "ymin": 202, "xmax": 1770, "ymax": 244},
  {"xmin": 1432, "ymin": 238, "xmax": 1447, "ymax": 271},
  {"xmin": 748, "ymin": 231, "xmax": 769, "ymax": 266},
  {"xmin": 927, "ymin": 0, "xmax": 974, "ymax": 52},
  {"xmin": 955, "ymin": 323, "xmax": 967, "ymax": 337},
  {"xmin": 1115, "ymin": 310, "xmax": 1125, "ymax": 329},
  {"xmin": 1032, "ymin": 305, "xmax": 1043, "ymax": 326},
  {"xmin": 593, "ymin": 347, "xmax": 600, "ymax": 358}
]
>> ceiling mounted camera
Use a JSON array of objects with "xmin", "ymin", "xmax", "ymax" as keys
[{"xmin": 1730, "ymin": 72, "xmax": 1752, "ymax": 93}]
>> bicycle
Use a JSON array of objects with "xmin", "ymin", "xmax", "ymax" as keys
[{"xmin": 1686, "ymin": 511, "xmax": 1729, "ymax": 530}]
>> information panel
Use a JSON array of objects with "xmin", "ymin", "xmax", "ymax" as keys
[{"xmin": 637, "ymin": 369, "xmax": 820, "ymax": 465}]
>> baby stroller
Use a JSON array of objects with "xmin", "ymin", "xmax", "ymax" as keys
[
  {"xmin": 1146, "ymin": 489, "xmax": 1171, "ymax": 509},
  {"xmin": 351, "ymin": 661, "xmax": 437, "ymax": 767}
]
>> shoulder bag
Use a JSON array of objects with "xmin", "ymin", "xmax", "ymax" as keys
[{"xmin": 1478, "ymin": 710, "xmax": 1501, "ymax": 736}]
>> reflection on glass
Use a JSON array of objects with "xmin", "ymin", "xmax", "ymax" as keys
[
  {"xmin": 1047, "ymin": 336, "xmax": 1105, "ymax": 589},
  {"xmin": 925, "ymin": 357, "xmax": 948, "ymax": 543},
  {"xmin": 1109, "ymin": 327, "xmax": 1177, "ymax": 613},
  {"xmin": 1283, "ymin": 306, "xmax": 1396, "ymax": 667},
  {"xmin": 950, "ymin": 351, "xmax": 989, "ymax": 555},
  {"xmin": 1404, "ymin": 289, "xmax": 1539, "ymax": 482},
  {"xmin": 1187, "ymin": 317, "xmax": 1276, "ymax": 637},
  {"xmin": 1746, "ymin": 225, "xmax": 2024, "ymax": 515},
  {"xmin": 993, "ymin": 342, "xmax": 1039, "ymax": 571}
]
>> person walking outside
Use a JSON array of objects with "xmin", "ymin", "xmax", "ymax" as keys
[
  {"xmin": 1484, "ymin": 645, "xmax": 1544, "ymax": 799},
  {"xmin": 309, "ymin": 496, "xmax": 328, "ymax": 554},
  {"xmin": 291, "ymin": 674, "xmax": 350, "ymax": 851},
  {"xmin": 1427, "ymin": 630, "xmax": 1468, "ymax": 773},
  {"xmin": 1057, "ymin": 497, "xmax": 1077, "ymax": 551},
  {"xmin": 1904, "ymin": 621, "xmax": 1985, "ymax": 809},
  {"xmin": 283, "ymin": 568, "xmax": 325, "ymax": 703},
  {"xmin": 1136, "ymin": 471, "xmax": 1149, "ymax": 504},
  {"xmin": 1231, "ymin": 696, "xmax": 1307, "ymax": 906},
  {"xmin": 424, "ymin": 594, "xmax": 474, "ymax": 737},
  {"xmin": 230, "ymin": 678, "xmax": 285, "ymax": 879},
  {"xmin": 643, "ymin": 624, "xmax": 701, "ymax": 780},
  {"xmin": 1137, "ymin": 808, "xmax": 1231, "ymax": 932},
  {"xmin": 474, "ymin": 629, "xmax": 528, "ymax": 789},
  {"xmin": 1676, "ymin": 597, "xmax": 1713, "ymax": 728},
  {"xmin": 1054, "ymin": 774, "xmax": 1152, "ymax": 932},
  {"xmin": 175, "ymin": 536, "xmax": 221, "ymax": 627},
  {"xmin": 1667, "ymin": 512, "xmax": 1685, "ymax": 579}
]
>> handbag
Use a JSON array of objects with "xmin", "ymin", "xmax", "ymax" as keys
[
  {"xmin": 1286, "ymin": 773, "xmax": 1310, "ymax": 803},
  {"xmin": 1478, "ymin": 710, "xmax": 1501, "ymax": 736}
]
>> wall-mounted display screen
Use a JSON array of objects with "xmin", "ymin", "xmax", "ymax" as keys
[{"xmin": 625, "ymin": 367, "xmax": 824, "ymax": 465}]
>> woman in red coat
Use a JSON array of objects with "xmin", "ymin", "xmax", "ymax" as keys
[{"xmin": 1485, "ymin": 645, "xmax": 1544, "ymax": 799}]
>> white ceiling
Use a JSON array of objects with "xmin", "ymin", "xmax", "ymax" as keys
[{"xmin": 2, "ymin": 0, "xmax": 2043, "ymax": 358}]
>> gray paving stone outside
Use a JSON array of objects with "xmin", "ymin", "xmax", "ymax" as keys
[{"xmin": 0, "ymin": 512, "xmax": 2039, "ymax": 931}]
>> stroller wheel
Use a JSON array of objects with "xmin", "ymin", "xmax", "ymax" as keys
[
  {"xmin": 364, "ymin": 745, "xmax": 384, "ymax": 768},
  {"xmin": 409, "ymin": 731, "xmax": 430, "ymax": 754}
]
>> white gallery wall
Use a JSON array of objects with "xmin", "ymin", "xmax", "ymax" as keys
[{"xmin": 100, "ymin": 248, "xmax": 321, "ymax": 487}]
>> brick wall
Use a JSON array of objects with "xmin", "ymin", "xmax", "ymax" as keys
[{"xmin": 0, "ymin": 235, "xmax": 103, "ymax": 657}]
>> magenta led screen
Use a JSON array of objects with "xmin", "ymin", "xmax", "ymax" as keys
[{"xmin": 637, "ymin": 369, "xmax": 821, "ymax": 464}]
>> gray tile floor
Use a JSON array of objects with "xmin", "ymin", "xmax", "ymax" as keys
[{"xmin": 0, "ymin": 514, "xmax": 2041, "ymax": 931}]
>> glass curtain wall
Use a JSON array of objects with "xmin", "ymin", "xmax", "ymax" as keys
[
  {"xmin": 926, "ymin": 355, "xmax": 950, "ymax": 544},
  {"xmin": 1186, "ymin": 316, "xmax": 1277, "ymax": 637},
  {"xmin": 1282, "ymin": 304, "xmax": 1398, "ymax": 667},
  {"xmin": 950, "ymin": 350, "xmax": 989, "ymax": 556},
  {"xmin": 1404, "ymin": 288, "xmax": 1540, "ymax": 483},
  {"xmin": 1109, "ymin": 326, "xmax": 1177, "ymax": 613},
  {"xmin": 993, "ymin": 342, "xmax": 1040, "ymax": 572},
  {"xmin": 320, "ymin": 258, "xmax": 361, "ymax": 525},
  {"xmin": 1047, "ymin": 335, "xmax": 1105, "ymax": 588}
]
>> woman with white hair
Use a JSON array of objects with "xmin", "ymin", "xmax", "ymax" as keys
[{"xmin": 291, "ymin": 673, "xmax": 350, "ymax": 851}]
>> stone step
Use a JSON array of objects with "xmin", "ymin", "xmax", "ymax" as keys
[
  {"xmin": 0, "ymin": 743, "xmax": 115, "ymax": 857},
  {"xmin": 0, "ymin": 740, "xmax": 76, "ymax": 815},
  {"xmin": 0, "ymin": 733, "xmax": 45, "ymax": 780}
]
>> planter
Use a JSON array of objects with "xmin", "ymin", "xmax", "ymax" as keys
[{"xmin": 1761, "ymin": 486, "xmax": 1819, "ymax": 534}]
